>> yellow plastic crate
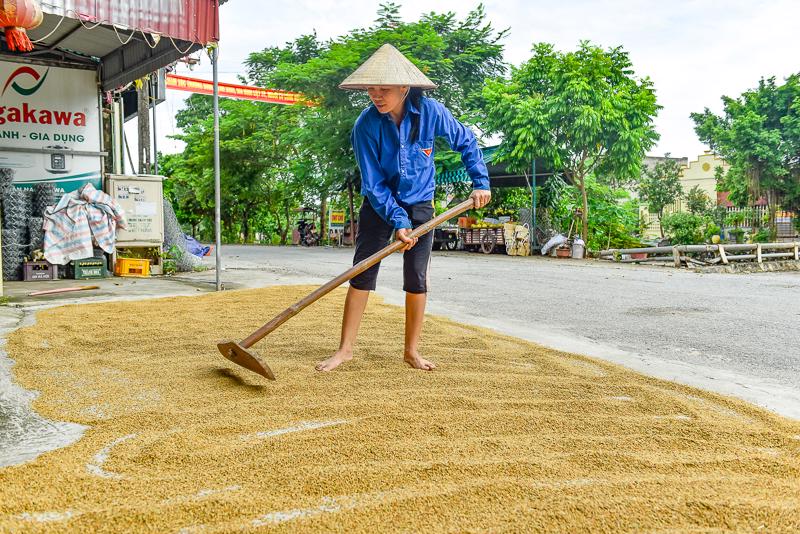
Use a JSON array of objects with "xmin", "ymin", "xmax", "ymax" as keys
[{"xmin": 114, "ymin": 257, "xmax": 150, "ymax": 277}]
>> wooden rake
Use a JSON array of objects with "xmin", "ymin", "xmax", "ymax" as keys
[{"xmin": 217, "ymin": 198, "xmax": 476, "ymax": 380}]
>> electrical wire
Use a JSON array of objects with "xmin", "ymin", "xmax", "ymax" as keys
[
  {"xmin": 29, "ymin": 12, "xmax": 66, "ymax": 42},
  {"xmin": 30, "ymin": 9, "xmax": 207, "ymax": 54}
]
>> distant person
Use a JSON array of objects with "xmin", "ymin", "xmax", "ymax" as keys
[{"xmin": 316, "ymin": 44, "xmax": 491, "ymax": 373}]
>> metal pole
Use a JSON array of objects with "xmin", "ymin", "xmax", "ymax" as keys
[
  {"xmin": 151, "ymin": 73, "xmax": 158, "ymax": 175},
  {"xmin": 531, "ymin": 159, "xmax": 538, "ymax": 248},
  {"xmin": 213, "ymin": 45, "xmax": 222, "ymax": 291}
]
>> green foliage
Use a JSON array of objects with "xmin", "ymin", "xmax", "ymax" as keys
[
  {"xmin": 164, "ymin": 93, "xmax": 306, "ymax": 243},
  {"xmin": 164, "ymin": 245, "xmax": 183, "ymax": 261},
  {"xmin": 661, "ymin": 212, "xmax": 706, "ymax": 245},
  {"xmin": 752, "ymin": 228, "xmax": 771, "ymax": 243},
  {"xmin": 704, "ymin": 222, "xmax": 721, "ymax": 241},
  {"xmin": 537, "ymin": 174, "xmax": 569, "ymax": 212},
  {"xmin": 729, "ymin": 228, "xmax": 745, "ymax": 243},
  {"xmin": 487, "ymin": 187, "xmax": 530, "ymax": 218},
  {"xmin": 248, "ymin": 4, "xmax": 507, "ymax": 200},
  {"xmin": 549, "ymin": 176, "xmax": 642, "ymax": 250},
  {"xmin": 708, "ymin": 204, "xmax": 728, "ymax": 227},
  {"xmin": 637, "ymin": 154, "xmax": 683, "ymax": 236},
  {"xmin": 724, "ymin": 209, "xmax": 748, "ymax": 228},
  {"xmin": 691, "ymin": 74, "xmax": 800, "ymax": 232},
  {"xmin": 686, "ymin": 185, "xmax": 711, "ymax": 215},
  {"xmin": 481, "ymin": 41, "xmax": 660, "ymax": 242},
  {"xmin": 166, "ymin": 5, "xmax": 507, "ymax": 244}
]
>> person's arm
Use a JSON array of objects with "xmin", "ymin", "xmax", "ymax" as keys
[
  {"xmin": 433, "ymin": 100, "xmax": 490, "ymax": 191},
  {"xmin": 351, "ymin": 121, "xmax": 412, "ymax": 230}
]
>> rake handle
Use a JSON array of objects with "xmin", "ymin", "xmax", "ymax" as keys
[{"xmin": 239, "ymin": 198, "xmax": 475, "ymax": 349}]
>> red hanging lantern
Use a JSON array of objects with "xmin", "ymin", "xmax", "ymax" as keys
[{"xmin": 0, "ymin": 0, "xmax": 43, "ymax": 52}]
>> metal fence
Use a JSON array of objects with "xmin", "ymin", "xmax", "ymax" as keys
[
  {"xmin": 776, "ymin": 210, "xmax": 799, "ymax": 241},
  {"xmin": 642, "ymin": 205, "xmax": 797, "ymax": 240}
]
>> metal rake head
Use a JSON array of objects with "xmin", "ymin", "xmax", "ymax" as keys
[{"xmin": 217, "ymin": 341, "xmax": 276, "ymax": 380}]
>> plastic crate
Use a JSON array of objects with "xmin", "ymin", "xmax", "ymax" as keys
[
  {"xmin": 114, "ymin": 257, "xmax": 150, "ymax": 277},
  {"xmin": 23, "ymin": 261, "xmax": 58, "ymax": 281},
  {"xmin": 66, "ymin": 257, "xmax": 107, "ymax": 279}
]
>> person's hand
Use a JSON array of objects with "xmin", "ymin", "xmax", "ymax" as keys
[
  {"xmin": 470, "ymin": 188, "xmax": 491, "ymax": 208},
  {"xmin": 395, "ymin": 228, "xmax": 417, "ymax": 251}
]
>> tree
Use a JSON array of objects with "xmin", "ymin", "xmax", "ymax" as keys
[
  {"xmin": 167, "ymin": 5, "xmax": 508, "ymax": 243},
  {"xmin": 691, "ymin": 74, "xmax": 800, "ymax": 237},
  {"xmin": 160, "ymin": 152, "xmax": 207, "ymax": 237},
  {"xmin": 661, "ymin": 212, "xmax": 705, "ymax": 245},
  {"xmin": 638, "ymin": 155, "xmax": 683, "ymax": 236},
  {"xmin": 246, "ymin": 3, "xmax": 507, "ymax": 234},
  {"xmin": 482, "ymin": 41, "xmax": 660, "ymax": 243},
  {"xmin": 545, "ymin": 175, "xmax": 643, "ymax": 250},
  {"xmin": 166, "ymin": 93, "xmax": 305, "ymax": 242},
  {"xmin": 685, "ymin": 184, "xmax": 711, "ymax": 215}
]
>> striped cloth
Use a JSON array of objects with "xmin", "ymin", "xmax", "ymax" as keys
[{"xmin": 43, "ymin": 183, "xmax": 127, "ymax": 265}]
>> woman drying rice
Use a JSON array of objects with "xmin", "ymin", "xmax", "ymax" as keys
[{"xmin": 316, "ymin": 44, "xmax": 491, "ymax": 373}]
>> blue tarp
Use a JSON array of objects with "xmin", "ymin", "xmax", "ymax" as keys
[{"xmin": 183, "ymin": 234, "xmax": 210, "ymax": 257}]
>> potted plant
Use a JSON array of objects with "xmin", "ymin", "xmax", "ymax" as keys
[
  {"xmin": 704, "ymin": 222, "xmax": 721, "ymax": 244},
  {"xmin": 724, "ymin": 211, "xmax": 747, "ymax": 243},
  {"xmin": 555, "ymin": 245, "xmax": 571, "ymax": 258},
  {"xmin": 729, "ymin": 228, "xmax": 745, "ymax": 244}
]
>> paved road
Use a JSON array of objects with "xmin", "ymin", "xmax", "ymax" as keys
[{"xmin": 197, "ymin": 245, "xmax": 800, "ymax": 419}]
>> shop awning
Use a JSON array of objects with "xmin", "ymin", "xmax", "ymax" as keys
[
  {"xmin": 436, "ymin": 145, "xmax": 500, "ymax": 185},
  {"xmin": 436, "ymin": 145, "xmax": 556, "ymax": 188},
  {"xmin": 5, "ymin": 1, "xmax": 222, "ymax": 90}
]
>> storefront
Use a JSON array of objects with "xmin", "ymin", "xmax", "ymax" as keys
[{"xmin": 0, "ymin": 1, "xmax": 221, "ymax": 291}]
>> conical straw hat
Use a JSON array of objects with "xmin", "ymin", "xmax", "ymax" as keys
[{"xmin": 339, "ymin": 44, "xmax": 437, "ymax": 90}]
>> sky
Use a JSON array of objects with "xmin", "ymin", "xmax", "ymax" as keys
[{"xmin": 131, "ymin": 0, "xmax": 799, "ymax": 168}]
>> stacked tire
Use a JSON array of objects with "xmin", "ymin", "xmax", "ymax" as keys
[
  {"xmin": 1, "ymin": 226, "xmax": 27, "ymax": 281},
  {"xmin": 0, "ymin": 168, "xmax": 13, "ymax": 196},
  {"xmin": 1, "ymin": 168, "xmax": 62, "ymax": 281},
  {"xmin": 34, "ymin": 182, "xmax": 57, "ymax": 215},
  {"xmin": 28, "ymin": 217, "xmax": 44, "ymax": 250},
  {"xmin": 1, "ymin": 169, "xmax": 34, "ymax": 280}
]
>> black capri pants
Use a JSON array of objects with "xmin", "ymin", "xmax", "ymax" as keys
[{"xmin": 349, "ymin": 198, "xmax": 435, "ymax": 294}]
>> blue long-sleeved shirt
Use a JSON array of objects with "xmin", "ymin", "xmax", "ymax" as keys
[{"xmin": 351, "ymin": 96, "xmax": 490, "ymax": 229}]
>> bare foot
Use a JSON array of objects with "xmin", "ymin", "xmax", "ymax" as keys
[
  {"xmin": 315, "ymin": 350, "xmax": 353, "ymax": 372},
  {"xmin": 404, "ymin": 350, "xmax": 436, "ymax": 371}
]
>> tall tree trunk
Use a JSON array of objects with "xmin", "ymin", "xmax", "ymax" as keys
[
  {"xmin": 282, "ymin": 203, "xmax": 290, "ymax": 245},
  {"xmin": 767, "ymin": 188, "xmax": 778, "ymax": 239},
  {"xmin": 579, "ymin": 174, "xmax": 589, "ymax": 242},
  {"xmin": 241, "ymin": 210, "xmax": 250, "ymax": 243},
  {"xmin": 137, "ymin": 78, "xmax": 151, "ymax": 174},
  {"xmin": 320, "ymin": 194, "xmax": 328, "ymax": 244},
  {"xmin": 272, "ymin": 210, "xmax": 283, "ymax": 245}
]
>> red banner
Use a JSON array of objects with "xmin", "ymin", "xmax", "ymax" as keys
[{"xmin": 165, "ymin": 74, "xmax": 313, "ymax": 106}]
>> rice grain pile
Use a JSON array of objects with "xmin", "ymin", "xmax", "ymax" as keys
[{"xmin": 0, "ymin": 285, "xmax": 798, "ymax": 533}]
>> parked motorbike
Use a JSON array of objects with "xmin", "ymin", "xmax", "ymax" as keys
[{"xmin": 297, "ymin": 219, "xmax": 320, "ymax": 246}]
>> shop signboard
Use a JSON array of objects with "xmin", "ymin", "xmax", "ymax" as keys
[
  {"xmin": 329, "ymin": 210, "xmax": 345, "ymax": 230},
  {"xmin": 0, "ymin": 60, "xmax": 101, "ymax": 193}
]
